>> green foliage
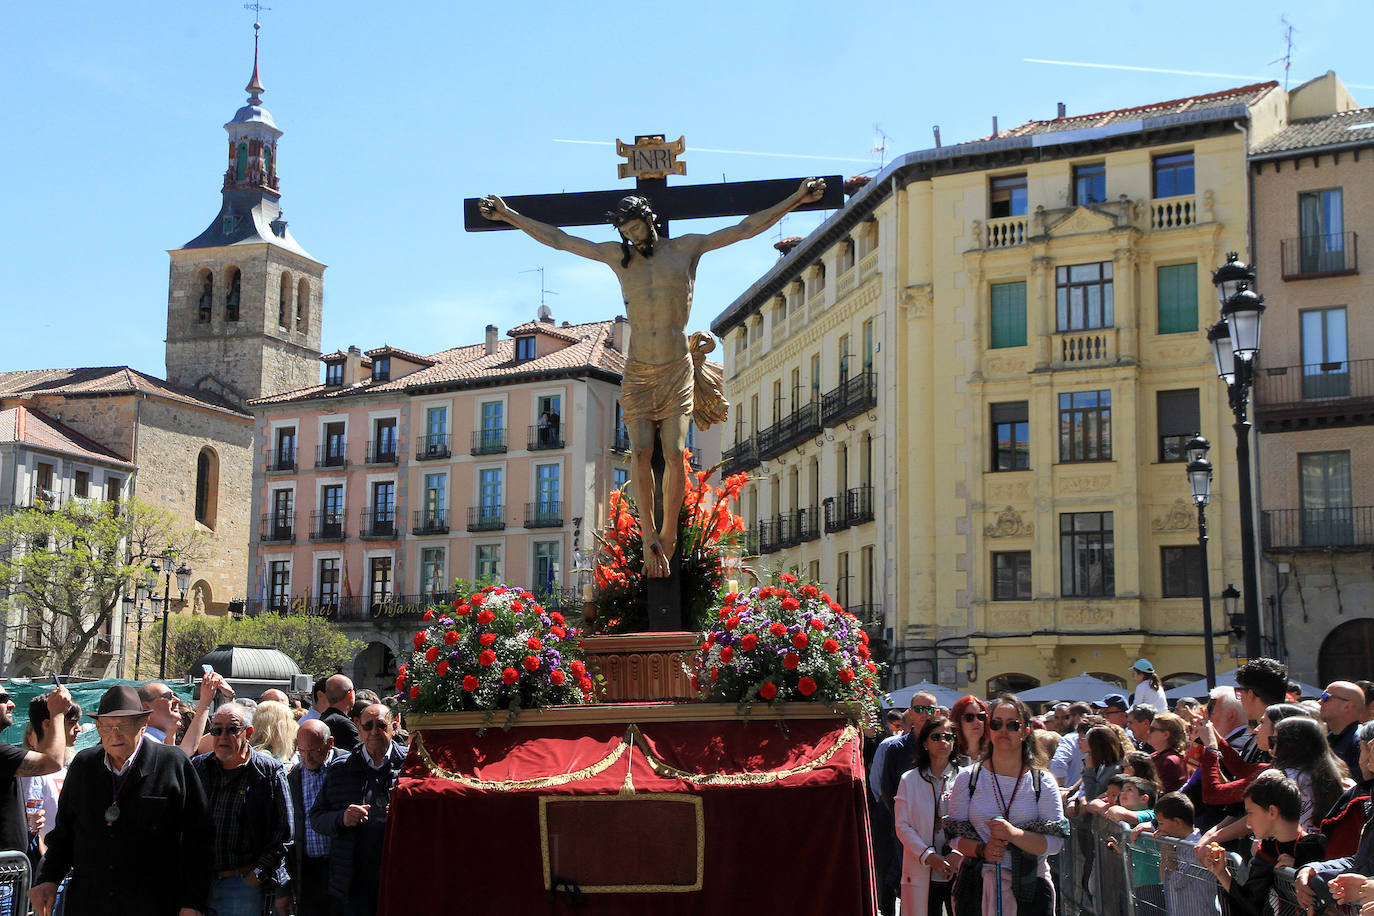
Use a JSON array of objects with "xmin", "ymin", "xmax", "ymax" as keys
[
  {"xmin": 0, "ymin": 499, "xmax": 202, "ymax": 674},
  {"xmin": 153, "ymin": 612, "xmax": 366, "ymax": 680}
]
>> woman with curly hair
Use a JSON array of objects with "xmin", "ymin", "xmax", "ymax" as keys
[
  {"xmin": 895, "ymin": 716, "xmax": 962, "ymax": 916},
  {"xmin": 946, "ymin": 696, "xmax": 1067, "ymax": 915},
  {"xmin": 250, "ymin": 700, "xmax": 299, "ymax": 769},
  {"xmin": 950, "ymin": 696, "xmax": 989, "ymax": 766},
  {"xmin": 1146, "ymin": 712, "xmax": 1190, "ymax": 793}
]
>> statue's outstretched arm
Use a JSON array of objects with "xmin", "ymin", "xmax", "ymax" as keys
[
  {"xmin": 478, "ymin": 194, "xmax": 615, "ymax": 264},
  {"xmin": 695, "ymin": 178, "xmax": 827, "ymax": 254}
]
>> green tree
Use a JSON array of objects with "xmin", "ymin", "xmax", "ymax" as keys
[
  {"xmin": 154, "ymin": 612, "xmax": 365, "ymax": 680},
  {"xmin": 0, "ymin": 499, "xmax": 202, "ymax": 674}
]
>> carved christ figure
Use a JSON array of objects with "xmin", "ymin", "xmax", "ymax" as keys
[{"xmin": 479, "ymin": 178, "xmax": 826, "ymax": 577}]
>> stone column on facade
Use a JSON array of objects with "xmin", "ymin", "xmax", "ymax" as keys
[
  {"xmin": 1112, "ymin": 241, "xmax": 1140, "ymax": 364},
  {"xmin": 1037, "ymin": 645, "xmax": 1061, "ymax": 682},
  {"xmin": 966, "ymin": 261, "xmax": 986, "ymax": 362},
  {"xmin": 1029, "ymin": 254, "xmax": 1053, "ymax": 370}
]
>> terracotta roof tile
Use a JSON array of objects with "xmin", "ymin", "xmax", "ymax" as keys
[
  {"xmin": 1251, "ymin": 107, "xmax": 1374, "ymax": 157},
  {"xmin": 0, "ymin": 367, "xmax": 250, "ymax": 417},
  {"xmin": 0, "ymin": 406, "xmax": 134, "ymax": 467},
  {"xmin": 987, "ymin": 82, "xmax": 1279, "ymax": 140},
  {"xmin": 363, "ymin": 345, "xmax": 436, "ymax": 366},
  {"xmin": 507, "ymin": 321, "xmax": 583, "ymax": 343}
]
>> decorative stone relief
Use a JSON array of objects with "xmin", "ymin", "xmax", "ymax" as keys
[
  {"xmin": 1152, "ymin": 498, "xmax": 1194, "ymax": 532},
  {"xmin": 984, "ymin": 506, "xmax": 1033, "ymax": 538},
  {"xmin": 985, "ymin": 481, "xmax": 1030, "ymax": 502},
  {"xmin": 1062, "ymin": 604, "xmax": 1113, "ymax": 626},
  {"xmin": 902, "ymin": 284, "xmax": 933, "ymax": 319},
  {"xmin": 1058, "ymin": 475, "xmax": 1112, "ymax": 493},
  {"xmin": 983, "ymin": 356, "xmax": 1027, "ymax": 377}
]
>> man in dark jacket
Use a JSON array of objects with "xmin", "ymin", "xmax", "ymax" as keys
[
  {"xmin": 31, "ymin": 685, "xmax": 211, "ymax": 916},
  {"xmin": 319, "ymin": 674, "xmax": 359, "ymax": 752},
  {"xmin": 191, "ymin": 703, "xmax": 292, "ymax": 915},
  {"xmin": 311, "ymin": 703, "xmax": 405, "ymax": 916},
  {"xmin": 285, "ymin": 719, "xmax": 347, "ymax": 916}
]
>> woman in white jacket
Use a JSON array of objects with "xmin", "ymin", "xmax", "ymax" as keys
[
  {"xmin": 1129, "ymin": 658, "xmax": 1169, "ymax": 712},
  {"xmin": 895, "ymin": 715, "xmax": 962, "ymax": 916}
]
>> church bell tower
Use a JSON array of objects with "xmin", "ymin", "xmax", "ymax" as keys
[{"xmin": 165, "ymin": 26, "xmax": 324, "ymax": 407}]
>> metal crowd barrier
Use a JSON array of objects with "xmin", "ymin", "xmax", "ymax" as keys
[
  {"xmin": 1271, "ymin": 866, "xmax": 1363, "ymax": 916},
  {"xmin": 0, "ymin": 850, "xmax": 29, "ymax": 916}
]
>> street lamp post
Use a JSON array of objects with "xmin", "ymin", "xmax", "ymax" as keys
[
  {"xmin": 1209, "ymin": 253, "xmax": 1267, "ymax": 660},
  {"xmin": 148, "ymin": 551, "xmax": 192, "ymax": 679},
  {"xmin": 1186, "ymin": 436, "xmax": 1217, "ymax": 690}
]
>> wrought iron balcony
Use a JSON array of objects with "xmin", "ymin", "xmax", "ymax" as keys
[
  {"xmin": 359, "ymin": 508, "xmax": 398, "ymax": 540},
  {"xmin": 611, "ymin": 430, "xmax": 631, "ymax": 455},
  {"xmin": 823, "ymin": 497, "xmax": 848, "ymax": 533},
  {"xmin": 1262, "ymin": 507, "xmax": 1374, "ymax": 550},
  {"xmin": 848, "ymin": 603, "xmax": 884, "ymax": 627},
  {"xmin": 309, "ymin": 510, "xmax": 345, "ymax": 541},
  {"xmin": 758, "ymin": 401, "xmax": 823, "ymax": 461},
  {"xmin": 1254, "ymin": 358, "xmax": 1374, "ymax": 431},
  {"xmin": 758, "ymin": 519, "xmax": 781, "ymax": 554},
  {"xmin": 524, "ymin": 501, "xmax": 563, "ymax": 528},
  {"xmin": 845, "ymin": 486, "xmax": 875, "ymax": 526},
  {"xmin": 467, "ymin": 505, "xmax": 505, "ymax": 532},
  {"xmin": 365, "ymin": 439, "xmax": 399, "ymax": 465},
  {"xmin": 798, "ymin": 506, "xmax": 821, "ymax": 542},
  {"xmin": 721, "ymin": 436, "xmax": 760, "ymax": 477},
  {"xmin": 266, "ymin": 449, "xmax": 296, "ymax": 473},
  {"xmin": 412, "ymin": 509, "xmax": 449, "ymax": 536},
  {"xmin": 315, "ymin": 442, "xmax": 348, "ymax": 469},
  {"xmin": 416, "ymin": 434, "xmax": 451, "ymax": 461},
  {"xmin": 258, "ymin": 513, "xmax": 295, "ymax": 543},
  {"xmin": 471, "ymin": 428, "xmax": 506, "ymax": 456},
  {"xmin": 821, "ymin": 371, "xmax": 877, "ymax": 427},
  {"xmin": 529, "ymin": 425, "xmax": 564, "ymax": 451},
  {"xmin": 1281, "ymin": 231, "xmax": 1358, "ymax": 280},
  {"xmin": 778, "ymin": 513, "xmax": 800, "ymax": 549}
]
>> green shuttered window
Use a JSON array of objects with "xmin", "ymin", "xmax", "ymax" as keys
[
  {"xmin": 1157, "ymin": 263, "xmax": 1198, "ymax": 334},
  {"xmin": 990, "ymin": 281, "xmax": 1027, "ymax": 349}
]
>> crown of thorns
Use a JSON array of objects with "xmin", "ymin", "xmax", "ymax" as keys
[{"xmin": 605, "ymin": 195, "xmax": 658, "ymax": 228}]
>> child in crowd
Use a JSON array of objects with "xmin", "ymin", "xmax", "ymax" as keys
[
  {"xmin": 1202, "ymin": 770, "xmax": 1325, "ymax": 916},
  {"xmin": 1133, "ymin": 793, "xmax": 1220, "ymax": 916},
  {"xmin": 1122, "ymin": 753, "xmax": 1160, "ymax": 793}
]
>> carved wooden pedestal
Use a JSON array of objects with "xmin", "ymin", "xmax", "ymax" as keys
[{"xmin": 582, "ymin": 632, "xmax": 699, "ymax": 702}]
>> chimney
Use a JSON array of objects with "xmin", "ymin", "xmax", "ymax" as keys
[
  {"xmin": 610, "ymin": 315, "xmax": 630, "ymax": 354},
  {"xmin": 932, "ymin": 125, "xmax": 942, "ymax": 148},
  {"xmin": 1057, "ymin": 102, "xmax": 1066, "ymax": 119},
  {"xmin": 344, "ymin": 346, "xmax": 362, "ymax": 385},
  {"xmin": 992, "ymin": 115, "xmax": 999, "ymax": 136},
  {"xmin": 485, "ymin": 324, "xmax": 499, "ymax": 356}
]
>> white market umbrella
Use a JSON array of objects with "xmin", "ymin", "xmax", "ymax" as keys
[
  {"xmin": 886, "ymin": 681, "xmax": 966, "ymax": 709},
  {"xmin": 1018, "ymin": 673, "xmax": 1128, "ymax": 704},
  {"xmin": 1165, "ymin": 669, "xmax": 1323, "ymax": 701}
]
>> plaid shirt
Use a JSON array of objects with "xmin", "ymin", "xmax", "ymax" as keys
[
  {"xmin": 206, "ymin": 764, "xmax": 253, "ymax": 871},
  {"xmin": 300, "ymin": 763, "xmax": 329, "ymax": 857},
  {"xmin": 193, "ymin": 750, "xmax": 293, "ymax": 882}
]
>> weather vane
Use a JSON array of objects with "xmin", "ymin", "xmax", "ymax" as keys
[{"xmin": 244, "ymin": 1, "xmax": 271, "ymax": 49}]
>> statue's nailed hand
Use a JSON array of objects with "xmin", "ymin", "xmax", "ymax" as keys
[
  {"xmin": 478, "ymin": 194, "xmax": 512, "ymax": 221},
  {"xmin": 799, "ymin": 178, "xmax": 826, "ymax": 203}
]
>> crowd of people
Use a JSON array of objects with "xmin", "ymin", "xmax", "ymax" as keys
[
  {"xmin": 0, "ymin": 672, "xmax": 407, "ymax": 916},
  {"xmin": 866, "ymin": 657, "xmax": 1374, "ymax": 916}
]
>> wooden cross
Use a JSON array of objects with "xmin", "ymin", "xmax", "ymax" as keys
[{"xmin": 464, "ymin": 136, "xmax": 842, "ymax": 630}]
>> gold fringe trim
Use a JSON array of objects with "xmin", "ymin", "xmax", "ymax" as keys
[{"xmin": 412, "ymin": 722, "xmax": 859, "ymax": 790}]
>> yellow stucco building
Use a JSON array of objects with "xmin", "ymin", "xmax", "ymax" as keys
[{"xmin": 715, "ymin": 81, "xmax": 1297, "ymax": 694}]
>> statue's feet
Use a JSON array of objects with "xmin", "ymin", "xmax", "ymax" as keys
[{"xmin": 644, "ymin": 539, "xmax": 671, "ymax": 578}]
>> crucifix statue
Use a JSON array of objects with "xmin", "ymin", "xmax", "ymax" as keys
[{"xmin": 479, "ymin": 178, "xmax": 825, "ymax": 577}]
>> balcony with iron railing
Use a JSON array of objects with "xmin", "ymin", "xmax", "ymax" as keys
[
  {"xmin": 524, "ymin": 501, "xmax": 563, "ymax": 528},
  {"xmin": 315, "ymin": 442, "xmax": 348, "ymax": 469},
  {"xmin": 758, "ymin": 401, "xmax": 822, "ymax": 461},
  {"xmin": 467, "ymin": 504, "xmax": 505, "ymax": 532},
  {"xmin": 471, "ymin": 428, "xmax": 506, "ymax": 456},
  {"xmin": 412, "ymin": 509, "xmax": 449, "ymax": 536},
  {"xmin": 365, "ymin": 439, "xmax": 399, "ymax": 465},
  {"xmin": 27, "ymin": 485, "xmax": 62, "ymax": 511},
  {"xmin": 611, "ymin": 430, "xmax": 631, "ymax": 455},
  {"xmin": 821, "ymin": 370, "xmax": 877, "ymax": 427},
  {"xmin": 259, "ymin": 513, "xmax": 295, "ymax": 543},
  {"xmin": 359, "ymin": 507, "xmax": 398, "ymax": 540},
  {"xmin": 266, "ymin": 448, "xmax": 297, "ymax": 473},
  {"xmin": 416, "ymin": 434, "xmax": 451, "ymax": 461},
  {"xmin": 823, "ymin": 497, "xmax": 850, "ymax": 533},
  {"xmin": 798, "ymin": 506, "xmax": 821, "ymax": 542},
  {"xmin": 740, "ymin": 529, "xmax": 760, "ymax": 557},
  {"xmin": 777, "ymin": 513, "xmax": 800, "ymax": 549},
  {"xmin": 1253, "ymin": 358, "xmax": 1374, "ymax": 430},
  {"xmin": 758, "ymin": 518, "xmax": 781, "ymax": 554},
  {"xmin": 528, "ymin": 425, "xmax": 564, "ymax": 451},
  {"xmin": 309, "ymin": 510, "xmax": 345, "ymax": 541},
  {"xmin": 721, "ymin": 435, "xmax": 760, "ymax": 477},
  {"xmin": 845, "ymin": 486, "xmax": 875, "ymax": 526},
  {"xmin": 1262, "ymin": 507, "xmax": 1374, "ymax": 551},
  {"xmin": 1281, "ymin": 231, "xmax": 1358, "ymax": 280}
]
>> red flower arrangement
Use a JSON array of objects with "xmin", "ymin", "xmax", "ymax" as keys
[
  {"xmin": 688, "ymin": 574, "xmax": 883, "ymax": 728},
  {"xmin": 590, "ymin": 450, "xmax": 748, "ymax": 633},
  {"xmin": 399, "ymin": 584, "xmax": 592, "ymax": 718}
]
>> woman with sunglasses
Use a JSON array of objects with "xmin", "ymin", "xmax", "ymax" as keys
[
  {"xmin": 1145, "ymin": 712, "xmax": 1189, "ymax": 793},
  {"xmin": 895, "ymin": 716, "xmax": 962, "ymax": 916},
  {"xmin": 950, "ymin": 696, "xmax": 989, "ymax": 767},
  {"xmin": 946, "ymin": 695, "xmax": 1066, "ymax": 916}
]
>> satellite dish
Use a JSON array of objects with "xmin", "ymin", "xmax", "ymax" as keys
[{"xmin": 537, "ymin": 304, "xmax": 553, "ymax": 322}]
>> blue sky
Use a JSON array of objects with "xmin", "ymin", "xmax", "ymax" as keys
[{"xmin": 3, "ymin": 1, "xmax": 1367, "ymax": 379}]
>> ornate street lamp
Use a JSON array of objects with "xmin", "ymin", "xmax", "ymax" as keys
[
  {"xmin": 150, "ymin": 551, "xmax": 193, "ymax": 679},
  {"xmin": 1210, "ymin": 253, "xmax": 1266, "ymax": 659},
  {"xmin": 1222, "ymin": 583, "xmax": 1244, "ymax": 637},
  {"xmin": 1185, "ymin": 435, "xmax": 1217, "ymax": 689}
]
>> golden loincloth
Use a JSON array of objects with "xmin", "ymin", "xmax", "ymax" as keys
[{"xmin": 621, "ymin": 331, "xmax": 729, "ymax": 430}]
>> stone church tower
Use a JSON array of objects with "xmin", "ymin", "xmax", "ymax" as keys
[{"xmin": 165, "ymin": 48, "xmax": 324, "ymax": 407}]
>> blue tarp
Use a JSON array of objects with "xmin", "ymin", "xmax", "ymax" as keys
[{"xmin": 0, "ymin": 678, "xmax": 196, "ymax": 752}]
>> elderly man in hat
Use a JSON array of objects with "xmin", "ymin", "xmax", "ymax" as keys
[{"xmin": 30, "ymin": 685, "xmax": 211, "ymax": 916}]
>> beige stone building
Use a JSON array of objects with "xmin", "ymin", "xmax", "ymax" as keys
[
  {"xmin": 716, "ymin": 82, "xmax": 1301, "ymax": 694},
  {"xmin": 1250, "ymin": 73, "xmax": 1374, "ymax": 684}
]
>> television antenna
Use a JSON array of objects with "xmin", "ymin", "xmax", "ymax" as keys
[
  {"xmin": 519, "ymin": 266, "xmax": 558, "ymax": 312},
  {"xmin": 1268, "ymin": 17, "xmax": 1296, "ymax": 90}
]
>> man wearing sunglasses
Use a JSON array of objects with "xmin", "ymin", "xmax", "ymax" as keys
[
  {"xmin": 1319, "ymin": 681, "xmax": 1368, "ymax": 776},
  {"xmin": 191, "ymin": 704, "xmax": 292, "ymax": 916},
  {"xmin": 311, "ymin": 703, "xmax": 405, "ymax": 916}
]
